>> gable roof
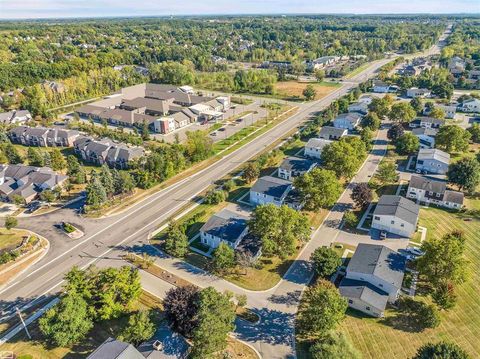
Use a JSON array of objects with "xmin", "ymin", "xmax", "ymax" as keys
[
  {"xmin": 318, "ymin": 126, "xmax": 347, "ymax": 138},
  {"xmin": 347, "ymin": 243, "xmax": 406, "ymax": 289},
  {"xmin": 412, "ymin": 128, "xmax": 438, "ymax": 137},
  {"xmin": 417, "ymin": 148, "xmax": 450, "ymax": 164},
  {"xmin": 279, "ymin": 156, "xmax": 315, "ymax": 173},
  {"xmin": 305, "ymin": 137, "xmax": 332, "ymax": 150},
  {"xmin": 334, "ymin": 113, "xmax": 362, "ymax": 124},
  {"xmin": 200, "ymin": 209, "xmax": 248, "ymax": 243},
  {"xmin": 373, "ymin": 195, "xmax": 420, "ymax": 226},
  {"xmin": 87, "ymin": 337, "xmax": 144, "ymax": 359},
  {"xmin": 409, "ymin": 175, "xmax": 446, "ymax": 194},
  {"xmin": 251, "ymin": 176, "xmax": 292, "ymax": 199},
  {"xmin": 443, "ymin": 190, "xmax": 465, "ymax": 205},
  {"xmin": 339, "ymin": 278, "xmax": 389, "ymax": 311}
]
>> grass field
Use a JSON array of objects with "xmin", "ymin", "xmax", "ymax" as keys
[
  {"xmin": 0, "ymin": 229, "xmax": 30, "ymax": 251},
  {"xmin": 340, "ymin": 201, "xmax": 480, "ymax": 359},
  {"xmin": 273, "ymin": 81, "xmax": 340, "ymax": 101}
]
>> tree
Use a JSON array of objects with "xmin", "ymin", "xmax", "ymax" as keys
[
  {"xmin": 447, "ymin": 158, "xmax": 480, "ymax": 193},
  {"xmin": 204, "ymin": 189, "xmax": 226, "ymax": 205},
  {"xmin": 164, "ymin": 286, "xmax": 199, "ymax": 337},
  {"xmin": 436, "ymin": 125, "xmax": 471, "ymax": 153},
  {"xmin": 4, "ymin": 216, "xmax": 17, "ymax": 230},
  {"xmin": 39, "ymin": 294, "xmax": 93, "ymax": 347},
  {"xmin": 4, "ymin": 143, "xmax": 23, "ymax": 164},
  {"xmin": 389, "ymin": 102, "xmax": 416, "ymax": 123},
  {"xmin": 387, "ymin": 123, "xmax": 405, "ymax": 141},
  {"xmin": 66, "ymin": 155, "xmax": 86, "ymax": 184},
  {"xmin": 413, "ymin": 342, "xmax": 470, "ymax": 359},
  {"xmin": 376, "ymin": 161, "xmax": 398, "ymax": 185},
  {"xmin": 296, "ymin": 280, "xmax": 347, "ymax": 340},
  {"xmin": 417, "ymin": 231, "xmax": 467, "ymax": 290},
  {"xmin": 395, "ymin": 132, "xmax": 420, "ymax": 155},
  {"xmin": 395, "ymin": 297, "xmax": 441, "ymax": 331},
  {"xmin": 141, "ymin": 121, "xmax": 150, "ymax": 141},
  {"xmin": 368, "ymin": 96, "xmax": 393, "ymax": 118},
  {"xmin": 361, "ymin": 112, "xmax": 381, "ymax": 131},
  {"xmin": 86, "ymin": 176, "xmax": 107, "ymax": 207},
  {"xmin": 164, "ymin": 220, "xmax": 189, "ymax": 258},
  {"xmin": 343, "ymin": 210, "xmax": 359, "ymax": 228},
  {"xmin": 410, "ymin": 97, "xmax": 423, "ymax": 114},
  {"xmin": 211, "ymin": 242, "xmax": 236, "ymax": 274},
  {"xmin": 294, "ymin": 168, "xmax": 342, "ymax": 210},
  {"xmin": 432, "ymin": 280, "xmax": 457, "ymax": 310},
  {"xmin": 27, "ymin": 147, "xmax": 44, "ymax": 167},
  {"xmin": 191, "ymin": 287, "xmax": 235, "ymax": 358},
  {"xmin": 314, "ymin": 69, "xmax": 325, "ymax": 82},
  {"xmin": 242, "ymin": 162, "xmax": 260, "ymax": 184},
  {"xmin": 360, "ymin": 127, "xmax": 374, "ymax": 150},
  {"xmin": 467, "ymin": 123, "xmax": 480, "ymax": 143},
  {"xmin": 310, "ymin": 247, "xmax": 342, "ymax": 278},
  {"xmin": 249, "ymin": 204, "xmax": 310, "ymax": 259},
  {"xmin": 310, "ymin": 331, "xmax": 361, "ymax": 359},
  {"xmin": 119, "ymin": 310, "xmax": 155, "ymax": 346},
  {"xmin": 303, "ymin": 84, "xmax": 317, "ymax": 101},
  {"xmin": 430, "ymin": 107, "xmax": 446, "ymax": 120},
  {"xmin": 100, "ymin": 165, "xmax": 115, "ymax": 197},
  {"xmin": 351, "ymin": 183, "xmax": 373, "ymax": 208},
  {"xmin": 322, "ymin": 137, "xmax": 367, "ymax": 179},
  {"xmin": 185, "ymin": 130, "xmax": 213, "ymax": 162},
  {"xmin": 40, "ymin": 189, "xmax": 56, "ymax": 203},
  {"xmin": 50, "ymin": 148, "xmax": 66, "ymax": 171}
]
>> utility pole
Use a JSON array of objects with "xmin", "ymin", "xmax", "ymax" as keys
[{"xmin": 16, "ymin": 307, "xmax": 31, "ymax": 339}]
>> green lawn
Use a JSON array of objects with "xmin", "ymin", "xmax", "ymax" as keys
[
  {"xmin": 340, "ymin": 200, "xmax": 480, "ymax": 359},
  {"xmin": 344, "ymin": 62, "xmax": 371, "ymax": 79}
]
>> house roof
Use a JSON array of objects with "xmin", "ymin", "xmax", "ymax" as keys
[
  {"xmin": 339, "ymin": 278, "xmax": 389, "ymax": 311},
  {"xmin": 409, "ymin": 175, "xmax": 446, "ymax": 194},
  {"xmin": 250, "ymin": 176, "xmax": 292, "ymax": 199},
  {"xmin": 373, "ymin": 80, "xmax": 389, "ymax": 88},
  {"xmin": 87, "ymin": 337, "xmax": 145, "ymax": 359},
  {"xmin": 411, "ymin": 128, "xmax": 438, "ymax": 137},
  {"xmin": 279, "ymin": 156, "xmax": 315, "ymax": 173},
  {"xmin": 305, "ymin": 137, "xmax": 332, "ymax": 150},
  {"xmin": 121, "ymin": 97, "xmax": 170, "ymax": 114},
  {"xmin": 373, "ymin": 195, "xmax": 420, "ymax": 226},
  {"xmin": 200, "ymin": 209, "xmax": 249, "ymax": 243},
  {"xmin": 138, "ymin": 324, "xmax": 190, "ymax": 359},
  {"xmin": 417, "ymin": 148, "xmax": 450, "ymax": 164},
  {"xmin": 419, "ymin": 117, "xmax": 445, "ymax": 126},
  {"xmin": 443, "ymin": 190, "xmax": 465, "ymax": 205},
  {"xmin": 347, "ymin": 243, "xmax": 406, "ymax": 289},
  {"xmin": 318, "ymin": 126, "xmax": 347, "ymax": 138},
  {"xmin": 334, "ymin": 113, "xmax": 362, "ymax": 124}
]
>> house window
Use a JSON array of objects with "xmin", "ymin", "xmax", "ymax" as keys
[
  {"xmin": 374, "ymin": 216, "xmax": 380, "ymax": 221},
  {"xmin": 401, "ymin": 223, "xmax": 404, "ymax": 227},
  {"xmin": 391, "ymin": 220, "xmax": 395, "ymax": 224},
  {"xmin": 366, "ymin": 306, "xmax": 371, "ymax": 311},
  {"xmin": 348, "ymin": 299, "xmax": 353, "ymax": 304},
  {"xmin": 378, "ymin": 283, "xmax": 383, "ymax": 287}
]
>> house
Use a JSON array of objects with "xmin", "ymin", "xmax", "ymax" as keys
[
  {"xmin": 416, "ymin": 148, "xmax": 450, "ymax": 175},
  {"xmin": 448, "ymin": 56, "xmax": 465, "ymax": 73},
  {"xmin": 412, "ymin": 127, "xmax": 437, "ymax": 149},
  {"xmin": 333, "ymin": 113, "xmax": 362, "ymax": 130},
  {"xmin": 9, "ymin": 126, "xmax": 80, "ymax": 147},
  {"xmin": 305, "ymin": 56, "xmax": 338, "ymax": 71},
  {"xmin": 87, "ymin": 337, "xmax": 144, "ymax": 359},
  {"xmin": 406, "ymin": 87, "xmax": 431, "ymax": 98},
  {"xmin": 261, "ymin": 61, "xmax": 292, "ymax": 70},
  {"xmin": 278, "ymin": 156, "xmax": 316, "ymax": 181},
  {"xmin": 250, "ymin": 175, "xmax": 292, "ymax": 207},
  {"xmin": 304, "ymin": 138, "xmax": 332, "ymax": 159},
  {"xmin": 200, "ymin": 209, "xmax": 249, "ymax": 249},
  {"xmin": 0, "ymin": 110, "xmax": 32, "ymax": 125},
  {"xmin": 407, "ymin": 175, "xmax": 464, "ymax": 210},
  {"xmin": 372, "ymin": 195, "xmax": 420, "ymax": 237},
  {"xmin": 339, "ymin": 243, "xmax": 406, "ymax": 317},
  {"xmin": 318, "ymin": 126, "xmax": 347, "ymax": 141},
  {"xmin": 401, "ymin": 65, "xmax": 421, "ymax": 77},
  {"xmin": 138, "ymin": 324, "xmax": 190, "ymax": 359},
  {"xmin": 0, "ymin": 164, "xmax": 67, "ymax": 203},
  {"xmin": 436, "ymin": 105, "xmax": 456, "ymax": 119},
  {"xmin": 73, "ymin": 136, "xmax": 145, "ymax": 169},
  {"xmin": 460, "ymin": 98, "xmax": 480, "ymax": 113},
  {"xmin": 373, "ymin": 80, "xmax": 390, "ymax": 93},
  {"xmin": 409, "ymin": 117, "xmax": 445, "ymax": 129},
  {"xmin": 348, "ymin": 101, "xmax": 369, "ymax": 115}
]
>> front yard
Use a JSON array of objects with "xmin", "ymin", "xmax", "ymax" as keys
[{"xmin": 339, "ymin": 200, "xmax": 480, "ymax": 359}]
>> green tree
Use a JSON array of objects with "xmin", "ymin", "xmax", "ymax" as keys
[
  {"xmin": 436, "ymin": 125, "xmax": 471, "ymax": 153},
  {"xmin": 361, "ymin": 112, "xmax": 381, "ymax": 131},
  {"xmin": 310, "ymin": 247, "xmax": 342, "ymax": 278},
  {"xmin": 322, "ymin": 137, "xmax": 367, "ymax": 179},
  {"xmin": 191, "ymin": 287, "xmax": 236, "ymax": 358},
  {"xmin": 343, "ymin": 210, "xmax": 359, "ymax": 228},
  {"xmin": 100, "ymin": 165, "xmax": 115, "ymax": 197},
  {"xmin": 50, "ymin": 148, "xmax": 66, "ymax": 171},
  {"xmin": 294, "ymin": 168, "xmax": 342, "ymax": 210},
  {"xmin": 376, "ymin": 161, "xmax": 398, "ymax": 185},
  {"xmin": 412, "ymin": 342, "xmax": 470, "ymax": 359},
  {"xmin": 40, "ymin": 189, "xmax": 56, "ymax": 203},
  {"xmin": 185, "ymin": 130, "xmax": 214, "ymax": 162},
  {"xmin": 4, "ymin": 215, "xmax": 17, "ymax": 230},
  {"xmin": 310, "ymin": 331, "xmax": 361, "ymax": 359},
  {"xmin": 368, "ymin": 96, "xmax": 393, "ymax": 118},
  {"xmin": 430, "ymin": 107, "xmax": 446, "ymax": 120},
  {"xmin": 119, "ymin": 310, "xmax": 155, "ymax": 346},
  {"xmin": 164, "ymin": 220, "xmax": 189, "ymax": 258},
  {"xmin": 447, "ymin": 158, "xmax": 480, "ymax": 193},
  {"xmin": 249, "ymin": 204, "xmax": 310, "ymax": 259},
  {"xmin": 27, "ymin": 147, "xmax": 44, "ymax": 167},
  {"xmin": 39, "ymin": 294, "xmax": 93, "ymax": 347},
  {"xmin": 141, "ymin": 121, "xmax": 150, "ymax": 141},
  {"xmin": 389, "ymin": 102, "xmax": 416, "ymax": 123},
  {"xmin": 410, "ymin": 97, "xmax": 423, "ymax": 114},
  {"xmin": 296, "ymin": 280, "xmax": 347, "ymax": 340},
  {"xmin": 303, "ymin": 84, "xmax": 317, "ymax": 100},
  {"xmin": 467, "ymin": 123, "xmax": 480, "ymax": 143},
  {"xmin": 242, "ymin": 162, "xmax": 260, "ymax": 184},
  {"xmin": 86, "ymin": 177, "xmax": 107, "ymax": 207},
  {"xmin": 211, "ymin": 242, "xmax": 236, "ymax": 274},
  {"xmin": 314, "ymin": 69, "xmax": 325, "ymax": 82},
  {"xmin": 204, "ymin": 189, "xmax": 226, "ymax": 205},
  {"xmin": 395, "ymin": 132, "xmax": 420, "ymax": 155},
  {"xmin": 432, "ymin": 280, "xmax": 457, "ymax": 310},
  {"xmin": 4, "ymin": 143, "xmax": 23, "ymax": 164},
  {"xmin": 387, "ymin": 123, "xmax": 405, "ymax": 141}
]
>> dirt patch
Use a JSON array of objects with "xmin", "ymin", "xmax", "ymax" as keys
[{"xmin": 274, "ymin": 81, "xmax": 340, "ymax": 101}]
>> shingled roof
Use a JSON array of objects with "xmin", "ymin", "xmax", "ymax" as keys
[{"xmin": 373, "ymin": 195, "xmax": 420, "ymax": 226}]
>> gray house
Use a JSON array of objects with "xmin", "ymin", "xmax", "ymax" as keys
[
  {"xmin": 199, "ymin": 209, "xmax": 249, "ymax": 249},
  {"xmin": 278, "ymin": 156, "xmax": 316, "ymax": 181},
  {"xmin": 407, "ymin": 175, "xmax": 464, "ymax": 210},
  {"xmin": 250, "ymin": 175, "xmax": 292, "ymax": 207},
  {"xmin": 371, "ymin": 195, "xmax": 420, "ymax": 238},
  {"xmin": 416, "ymin": 148, "xmax": 450, "ymax": 175},
  {"xmin": 318, "ymin": 126, "xmax": 347, "ymax": 141},
  {"xmin": 9, "ymin": 126, "xmax": 80, "ymax": 147},
  {"xmin": 339, "ymin": 243, "xmax": 406, "ymax": 317},
  {"xmin": 333, "ymin": 113, "xmax": 362, "ymax": 130}
]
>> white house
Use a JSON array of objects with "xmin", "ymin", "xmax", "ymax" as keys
[
  {"xmin": 249, "ymin": 176, "xmax": 292, "ymax": 207},
  {"xmin": 348, "ymin": 101, "xmax": 369, "ymax": 115},
  {"xmin": 407, "ymin": 175, "xmax": 464, "ymax": 210},
  {"xmin": 371, "ymin": 195, "xmax": 420, "ymax": 238},
  {"xmin": 409, "ymin": 117, "xmax": 445, "ymax": 129},
  {"xmin": 0, "ymin": 110, "xmax": 32, "ymax": 125},
  {"xmin": 416, "ymin": 148, "xmax": 450, "ymax": 175},
  {"xmin": 412, "ymin": 127, "xmax": 437, "ymax": 149},
  {"xmin": 373, "ymin": 80, "xmax": 390, "ymax": 93},
  {"xmin": 333, "ymin": 113, "xmax": 362, "ymax": 130},
  {"xmin": 460, "ymin": 98, "xmax": 480, "ymax": 113},
  {"xmin": 437, "ymin": 105, "xmax": 456, "ymax": 119},
  {"xmin": 199, "ymin": 209, "xmax": 249, "ymax": 249},
  {"xmin": 406, "ymin": 87, "xmax": 431, "ymax": 98},
  {"xmin": 278, "ymin": 156, "xmax": 316, "ymax": 181},
  {"xmin": 318, "ymin": 126, "xmax": 347, "ymax": 141},
  {"xmin": 304, "ymin": 138, "xmax": 332, "ymax": 159},
  {"xmin": 339, "ymin": 244, "xmax": 406, "ymax": 317}
]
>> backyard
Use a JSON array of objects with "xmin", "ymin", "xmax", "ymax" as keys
[{"xmin": 340, "ymin": 200, "xmax": 480, "ymax": 358}]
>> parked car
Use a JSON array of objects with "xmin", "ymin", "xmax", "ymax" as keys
[{"xmin": 380, "ymin": 231, "xmax": 387, "ymax": 240}]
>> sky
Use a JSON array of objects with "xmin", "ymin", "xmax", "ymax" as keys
[{"xmin": 0, "ymin": 0, "xmax": 479, "ymax": 19}]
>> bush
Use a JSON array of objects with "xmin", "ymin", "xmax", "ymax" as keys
[
  {"xmin": 63, "ymin": 222, "xmax": 76, "ymax": 233},
  {"xmin": 343, "ymin": 211, "xmax": 359, "ymax": 228},
  {"xmin": 204, "ymin": 189, "xmax": 226, "ymax": 205}
]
